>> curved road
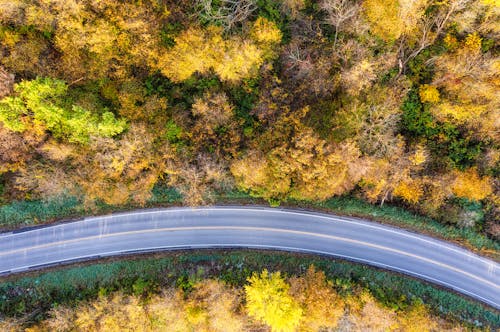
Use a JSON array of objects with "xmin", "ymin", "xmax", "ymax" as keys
[{"xmin": 0, "ymin": 207, "xmax": 499, "ymax": 308}]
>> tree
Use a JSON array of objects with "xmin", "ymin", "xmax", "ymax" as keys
[
  {"xmin": 190, "ymin": 92, "xmax": 242, "ymax": 158},
  {"xmin": 363, "ymin": 0, "xmax": 404, "ymax": 41},
  {"xmin": 320, "ymin": 0, "xmax": 360, "ymax": 47},
  {"xmin": 289, "ymin": 266, "xmax": 344, "ymax": 331},
  {"xmin": 418, "ymin": 84, "xmax": 440, "ymax": 103},
  {"xmin": 74, "ymin": 124, "xmax": 165, "ymax": 206},
  {"xmin": 347, "ymin": 291, "xmax": 398, "ymax": 331},
  {"xmin": 397, "ymin": 302, "xmax": 437, "ymax": 332},
  {"xmin": 197, "ymin": 0, "xmax": 257, "ymax": 31},
  {"xmin": 360, "ymin": 142, "xmax": 428, "ymax": 206},
  {"xmin": 430, "ymin": 32, "xmax": 499, "ymax": 142},
  {"xmin": 185, "ymin": 279, "xmax": 245, "ymax": 331},
  {"xmin": 0, "ymin": 77, "xmax": 127, "ymax": 144},
  {"xmin": 451, "ymin": 168, "xmax": 493, "ymax": 201},
  {"xmin": 231, "ymin": 108, "xmax": 366, "ymax": 203},
  {"xmin": 245, "ymin": 270, "xmax": 302, "ymax": 332},
  {"xmin": 156, "ymin": 18, "xmax": 280, "ymax": 83},
  {"xmin": 0, "ymin": 66, "xmax": 14, "ymax": 98}
]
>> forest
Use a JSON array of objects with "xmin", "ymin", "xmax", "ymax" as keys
[
  {"xmin": 1, "ymin": 265, "xmax": 470, "ymax": 331},
  {"xmin": 0, "ymin": 0, "xmax": 498, "ymax": 234}
]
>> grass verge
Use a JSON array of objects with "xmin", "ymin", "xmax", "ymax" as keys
[{"xmin": 0, "ymin": 250, "xmax": 498, "ymax": 329}]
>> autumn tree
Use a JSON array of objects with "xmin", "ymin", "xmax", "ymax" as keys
[
  {"xmin": 74, "ymin": 124, "xmax": 166, "ymax": 206},
  {"xmin": 232, "ymin": 107, "xmax": 366, "ymax": 203},
  {"xmin": 190, "ymin": 92, "xmax": 242, "ymax": 159},
  {"xmin": 363, "ymin": 0, "xmax": 404, "ymax": 41},
  {"xmin": 360, "ymin": 141, "xmax": 428, "ymax": 205},
  {"xmin": 320, "ymin": 0, "xmax": 360, "ymax": 46},
  {"xmin": 397, "ymin": 302, "xmax": 437, "ymax": 332},
  {"xmin": 156, "ymin": 17, "xmax": 281, "ymax": 83},
  {"xmin": 289, "ymin": 266, "xmax": 345, "ymax": 331},
  {"xmin": 197, "ymin": 0, "xmax": 257, "ymax": 31},
  {"xmin": 347, "ymin": 291, "xmax": 398, "ymax": 331},
  {"xmin": 184, "ymin": 279, "xmax": 246, "ymax": 331},
  {"xmin": 451, "ymin": 168, "xmax": 493, "ymax": 201},
  {"xmin": 430, "ymin": 33, "xmax": 500, "ymax": 142},
  {"xmin": 245, "ymin": 270, "xmax": 302, "ymax": 332}
]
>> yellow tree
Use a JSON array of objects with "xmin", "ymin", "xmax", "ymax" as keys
[
  {"xmin": 245, "ymin": 270, "xmax": 302, "ymax": 332},
  {"xmin": 363, "ymin": 0, "xmax": 404, "ymax": 41},
  {"xmin": 432, "ymin": 33, "xmax": 499, "ymax": 142},
  {"xmin": 451, "ymin": 168, "xmax": 493, "ymax": 201}
]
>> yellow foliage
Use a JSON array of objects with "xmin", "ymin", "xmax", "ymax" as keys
[
  {"xmin": 451, "ymin": 168, "xmax": 493, "ymax": 201},
  {"xmin": 481, "ymin": 0, "xmax": 500, "ymax": 6},
  {"xmin": 464, "ymin": 32, "xmax": 482, "ymax": 53},
  {"xmin": 349, "ymin": 291, "xmax": 398, "ymax": 331},
  {"xmin": 342, "ymin": 60, "xmax": 377, "ymax": 96},
  {"xmin": 432, "ymin": 103, "xmax": 487, "ymax": 123},
  {"xmin": 0, "ymin": 29, "xmax": 20, "ymax": 47},
  {"xmin": 363, "ymin": 0, "xmax": 403, "ymax": 41},
  {"xmin": 231, "ymin": 110, "xmax": 365, "ymax": 202},
  {"xmin": 398, "ymin": 302, "xmax": 437, "ymax": 332},
  {"xmin": 245, "ymin": 270, "xmax": 303, "ymax": 332},
  {"xmin": 251, "ymin": 17, "xmax": 282, "ymax": 45},
  {"xmin": 419, "ymin": 84, "xmax": 440, "ymax": 103},
  {"xmin": 393, "ymin": 179, "xmax": 424, "ymax": 204},
  {"xmin": 157, "ymin": 25, "xmax": 267, "ymax": 82},
  {"xmin": 214, "ymin": 39, "xmax": 263, "ymax": 82},
  {"xmin": 444, "ymin": 33, "xmax": 459, "ymax": 50},
  {"xmin": 158, "ymin": 26, "xmax": 223, "ymax": 82},
  {"xmin": 409, "ymin": 145, "xmax": 427, "ymax": 166}
]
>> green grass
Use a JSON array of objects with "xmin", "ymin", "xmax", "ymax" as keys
[
  {"xmin": 0, "ymin": 251, "xmax": 498, "ymax": 329},
  {"xmin": 0, "ymin": 185, "xmax": 182, "ymax": 230}
]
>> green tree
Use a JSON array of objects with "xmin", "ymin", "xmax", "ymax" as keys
[
  {"xmin": 244, "ymin": 270, "xmax": 302, "ymax": 332},
  {"xmin": 0, "ymin": 77, "xmax": 127, "ymax": 144}
]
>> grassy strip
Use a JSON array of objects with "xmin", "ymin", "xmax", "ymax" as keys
[
  {"xmin": 0, "ymin": 188, "xmax": 498, "ymax": 256},
  {"xmin": 0, "ymin": 250, "xmax": 498, "ymax": 329},
  {"xmin": 0, "ymin": 185, "xmax": 182, "ymax": 230}
]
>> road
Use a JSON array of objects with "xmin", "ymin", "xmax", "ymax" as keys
[{"xmin": 0, "ymin": 207, "xmax": 499, "ymax": 308}]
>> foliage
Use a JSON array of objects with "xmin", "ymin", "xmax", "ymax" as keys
[
  {"xmin": 0, "ymin": 78, "xmax": 126, "ymax": 144},
  {"xmin": 245, "ymin": 270, "xmax": 302, "ymax": 331},
  {"xmin": 0, "ymin": 0, "xmax": 498, "ymax": 266},
  {"xmin": 1, "ymin": 251, "xmax": 498, "ymax": 329}
]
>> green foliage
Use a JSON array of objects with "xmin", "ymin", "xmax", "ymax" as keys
[
  {"xmin": 401, "ymin": 90, "xmax": 437, "ymax": 137},
  {"xmin": 256, "ymin": 0, "xmax": 290, "ymax": 41},
  {"xmin": 0, "ymin": 78, "xmax": 127, "ymax": 144},
  {"xmin": 164, "ymin": 119, "xmax": 183, "ymax": 143},
  {"xmin": 159, "ymin": 22, "xmax": 184, "ymax": 48},
  {"xmin": 0, "ymin": 195, "xmax": 84, "ymax": 228},
  {"xmin": 401, "ymin": 90, "xmax": 483, "ymax": 169},
  {"xmin": 132, "ymin": 278, "xmax": 153, "ymax": 296}
]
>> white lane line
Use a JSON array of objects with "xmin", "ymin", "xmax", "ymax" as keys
[
  {"xmin": 0, "ymin": 207, "xmax": 496, "ymax": 265},
  {"xmin": 4, "ymin": 243, "xmax": 499, "ymax": 309},
  {"xmin": 0, "ymin": 226, "xmax": 498, "ymax": 289}
]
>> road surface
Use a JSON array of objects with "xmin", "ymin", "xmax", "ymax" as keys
[{"xmin": 0, "ymin": 207, "xmax": 499, "ymax": 308}]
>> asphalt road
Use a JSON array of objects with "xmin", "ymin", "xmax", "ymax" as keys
[{"xmin": 0, "ymin": 207, "xmax": 499, "ymax": 308}]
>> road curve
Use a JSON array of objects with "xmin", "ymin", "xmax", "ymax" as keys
[{"xmin": 0, "ymin": 207, "xmax": 499, "ymax": 308}]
